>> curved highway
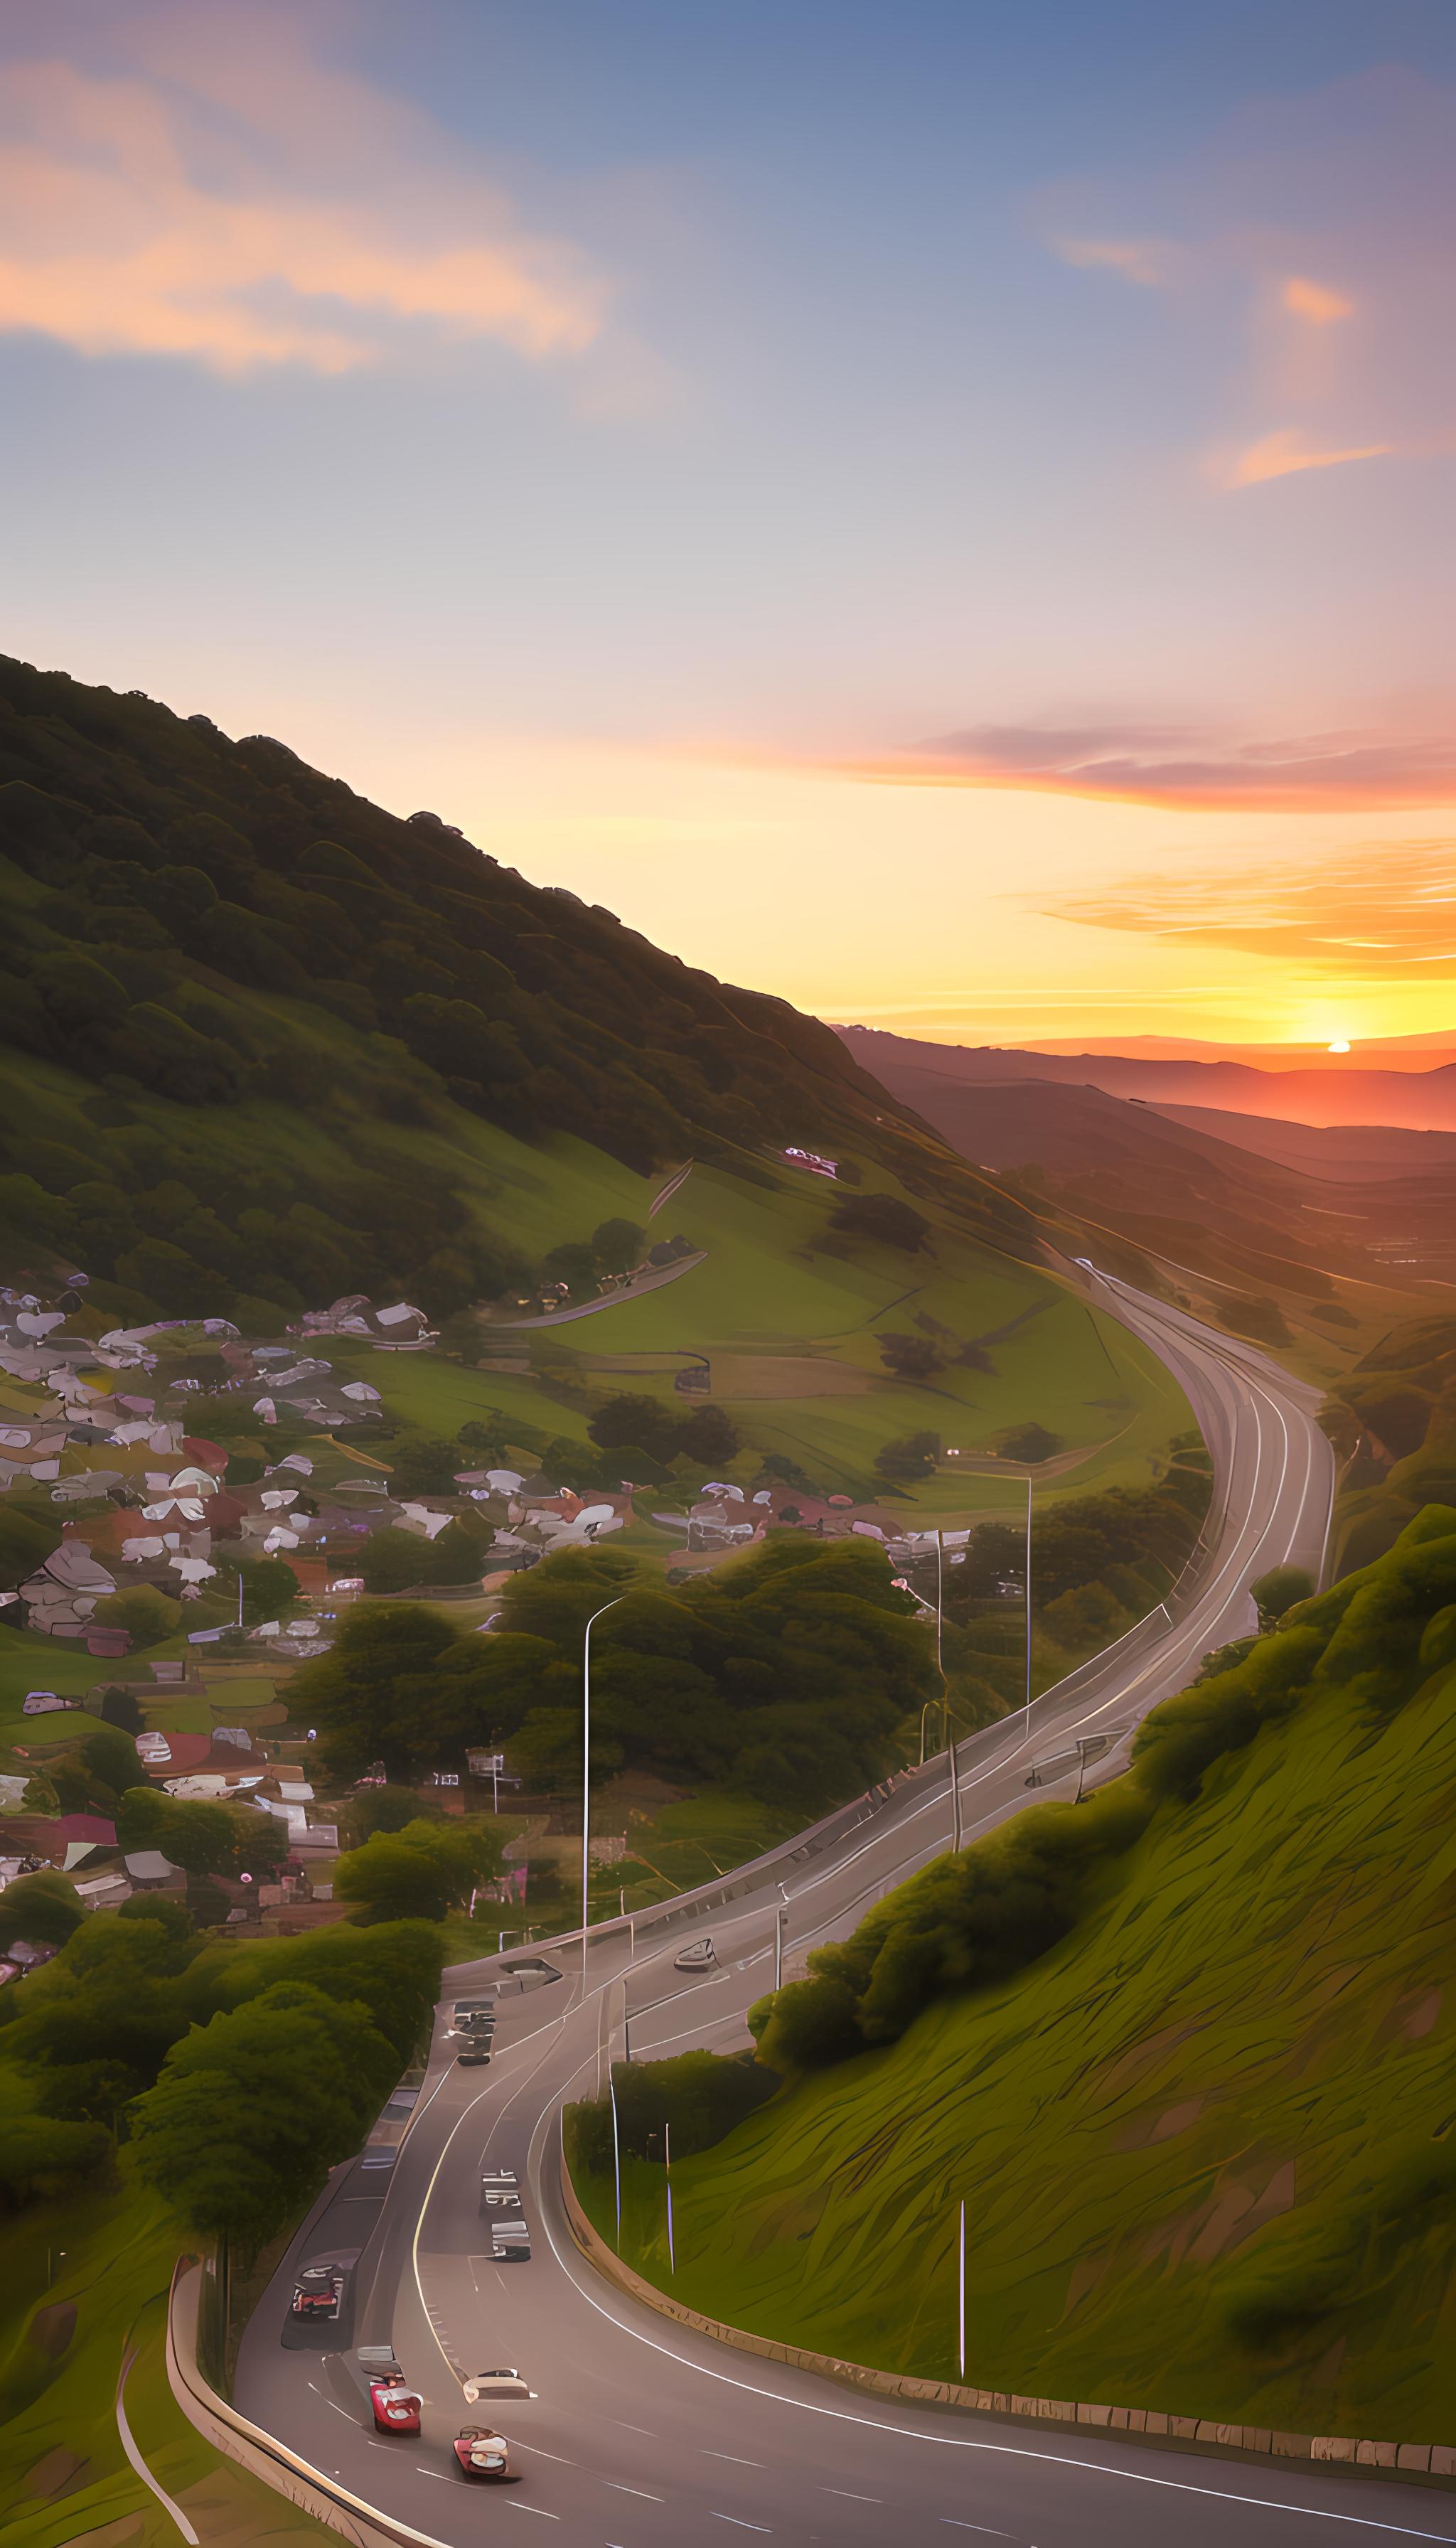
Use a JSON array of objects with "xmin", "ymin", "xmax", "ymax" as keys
[{"xmin": 235, "ymin": 1280, "xmax": 1456, "ymax": 2544}]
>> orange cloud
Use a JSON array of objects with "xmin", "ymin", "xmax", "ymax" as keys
[
  {"xmin": 1283, "ymin": 274, "xmax": 1354, "ymax": 323},
  {"xmin": 1038, "ymin": 840, "xmax": 1456, "ymax": 977},
  {"xmin": 0, "ymin": 32, "xmax": 606, "ymax": 375},
  {"xmin": 1226, "ymin": 427, "xmax": 1391, "ymax": 487},
  {"xmin": 828, "ymin": 720, "xmax": 1456, "ymax": 813}
]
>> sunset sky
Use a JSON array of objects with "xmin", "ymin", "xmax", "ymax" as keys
[{"xmin": 2, "ymin": 0, "xmax": 1453, "ymax": 1050}]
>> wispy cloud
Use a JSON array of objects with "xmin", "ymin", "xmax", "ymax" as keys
[
  {"xmin": 1225, "ymin": 427, "xmax": 1391, "ymax": 488},
  {"xmin": 1039, "ymin": 68, "xmax": 1455, "ymax": 494},
  {"xmin": 0, "ymin": 8, "xmax": 608, "ymax": 375},
  {"xmin": 1051, "ymin": 235, "xmax": 1173, "ymax": 287},
  {"xmin": 837, "ymin": 719, "xmax": 1456, "ymax": 813},
  {"xmin": 1037, "ymin": 840, "xmax": 1456, "ymax": 976}
]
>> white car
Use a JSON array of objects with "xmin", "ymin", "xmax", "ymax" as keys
[{"xmin": 673, "ymin": 1936, "xmax": 716, "ymax": 1972}]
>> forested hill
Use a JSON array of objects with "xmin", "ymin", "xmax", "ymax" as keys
[{"xmin": 0, "ymin": 655, "xmax": 1029, "ymax": 1317}]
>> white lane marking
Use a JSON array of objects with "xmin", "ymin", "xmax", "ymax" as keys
[
  {"xmin": 508, "ymin": 2506, "xmax": 560, "ymax": 2520},
  {"xmin": 510, "ymin": 2441, "xmax": 577, "ymax": 2464},
  {"xmin": 116, "ymin": 2346, "xmax": 200, "ymax": 2544},
  {"xmin": 412, "ymin": 2466, "xmax": 456, "ymax": 2482},
  {"xmin": 938, "ymin": 2522, "xmax": 1015, "ymax": 2536},
  {"xmin": 309, "ymin": 2384, "xmax": 360, "ymax": 2422},
  {"xmin": 710, "ymin": 2517, "xmax": 774, "ymax": 2534},
  {"xmin": 533, "ymin": 2097, "xmax": 1456, "ymax": 2542},
  {"xmin": 410, "ymin": 1996, "xmax": 574, "ymax": 2376},
  {"xmin": 618, "ymin": 2421, "xmax": 658, "ymax": 2435},
  {"xmin": 603, "ymin": 2479, "xmax": 665, "ymax": 2499},
  {"xmin": 822, "ymin": 2485, "xmax": 881, "ymax": 2499},
  {"xmin": 702, "ymin": 2450, "xmax": 765, "ymax": 2465}
]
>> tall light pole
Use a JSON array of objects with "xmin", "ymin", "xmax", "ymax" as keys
[
  {"xmin": 941, "ymin": 1527, "xmax": 963, "ymax": 1853},
  {"xmin": 957, "ymin": 2198, "xmax": 966, "ymax": 2381},
  {"xmin": 582, "ymin": 1594, "xmax": 625, "ymax": 1991},
  {"xmin": 609, "ymin": 2066, "xmax": 623, "ymax": 2249},
  {"xmin": 1024, "ymin": 1467, "xmax": 1035, "ymax": 1743}
]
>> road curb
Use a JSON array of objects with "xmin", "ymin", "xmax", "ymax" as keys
[{"xmin": 557, "ymin": 2151, "xmax": 1455, "ymax": 2491}]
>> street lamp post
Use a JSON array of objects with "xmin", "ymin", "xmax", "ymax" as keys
[
  {"xmin": 957, "ymin": 2198, "xmax": 966, "ymax": 2381},
  {"xmin": 941, "ymin": 1528, "xmax": 963, "ymax": 1853},
  {"xmin": 1024, "ymin": 1467, "xmax": 1035, "ymax": 1743},
  {"xmin": 582, "ymin": 1595, "xmax": 625, "ymax": 1992},
  {"xmin": 609, "ymin": 2066, "xmax": 623, "ymax": 2249}
]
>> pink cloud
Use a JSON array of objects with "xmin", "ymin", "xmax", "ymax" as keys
[
  {"xmin": 833, "ymin": 718, "xmax": 1456, "ymax": 813},
  {"xmin": 1282, "ymin": 274, "xmax": 1354, "ymax": 323},
  {"xmin": 0, "ymin": 16, "xmax": 607, "ymax": 375},
  {"xmin": 1039, "ymin": 68, "xmax": 1455, "ymax": 493},
  {"xmin": 1226, "ymin": 427, "xmax": 1391, "ymax": 488}
]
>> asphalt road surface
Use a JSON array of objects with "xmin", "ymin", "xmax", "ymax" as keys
[{"xmin": 236, "ymin": 1280, "xmax": 1456, "ymax": 2544}]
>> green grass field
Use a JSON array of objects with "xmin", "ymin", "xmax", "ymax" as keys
[
  {"xmin": 343, "ymin": 1150, "xmax": 1191, "ymax": 1513},
  {"xmin": 581, "ymin": 1607, "xmax": 1456, "ymax": 2442},
  {"xmin": 0, "ymin": 2178, "xmax": 330, "ymax": 2548}
]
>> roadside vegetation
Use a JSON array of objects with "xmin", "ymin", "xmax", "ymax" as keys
[
  {"xmin": 568, "ymin": 1509, "xmax": 1456, "ymax": 2440},
  {"xmin": 0, "ymin": 1908, "xmax": 439, "ymax": 2241},
  {"xmin": 292, "ymin": 1538, "xmax": 935, "ymax": 1814},
  {"xmin": 1322, "ymin": 1312, "xmax": 1456, "ymax": 1575}
]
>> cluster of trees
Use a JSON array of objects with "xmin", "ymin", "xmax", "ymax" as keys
[
  {"xmin": 0, "ymin": 1897, "xmax": 440, "ymax": 2242},
  {"xmin": 356, "ymin": 1519, "xmax": 487, "ymax": 1593},
  {"xmin": 0, "ymin": 656, "xmax": 1036, "ymax": 1317},
  {"xmin": 115, "ymin": 1786, "xmax": 290, "ymax": 1881},
  {"xmin": 537, "ymin": 1217, "xmax": 648, "ymax": 1300},
  {"xmin": 877, "ymin": 1312, "xmax": 993, "ymax": 1384},
  {"xmin": 565, "ymin": 2050, "xmax": 774, "ymax": 2179},
  {"xmin": 587, "ymin": 1391, "xmax": 740, "ymax": 1474},
  {"xmin": 746, "ymin": 1511, "xmax": 1455, "ymax": 2075},
  {"xmin": 292, "ymin": 1538, "xmax": 935, "ymax": 1814},
  {"xmin": 827, "ymin": 1193, "xmax": 932, "ymax": 1253},
  {"xmin": 333, "ymin": 1815, "xmax": 508, "ymax": 1923}
]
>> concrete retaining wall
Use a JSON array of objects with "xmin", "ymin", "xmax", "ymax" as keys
[
  {"xmin": 557, "ymin": 2152, "xmax": 1455, "ymax": 2488},
  {"xmin": 166, "ymin": 2259, "xmax": 452, "ymax": 2548}
]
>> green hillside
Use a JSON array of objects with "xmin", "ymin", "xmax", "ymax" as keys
[
  {"xmin": 0, "ymin": 652, "xmax": 1027, "ymax": 1320},
  {"xmin": 1324, "ymin": 1313, "xmax": 1456, "ymax": 1575},
  {"xmin": 0, "ymin": 655, "xmax": 1192, "ymax": 1516},
  {"xmin": 574, "ymin": 1512, "xmax": 1456, "ymax": 2441}
]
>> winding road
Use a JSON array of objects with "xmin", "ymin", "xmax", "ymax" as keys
[{"xmin": 231, "ymin": 1278, "xmax": 1456, "ymax": 2545}]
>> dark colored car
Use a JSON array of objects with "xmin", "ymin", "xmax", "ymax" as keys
[{"xmin": 284, "ymin": 2248, "xmax": 360, "ymax": 2345}]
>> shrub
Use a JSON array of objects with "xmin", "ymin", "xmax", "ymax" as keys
[
  {"xmin": 565, "ymin": 2050, "xmax": 775, "ymax": 2178},
  {"xmin": 828, "ymin": 1193, "xmax": 932, "ymax": 1253}
]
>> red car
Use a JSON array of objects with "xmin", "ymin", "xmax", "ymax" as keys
[
  {"xmin": 365, "ymin": 2366, "xmax": 421, "ymax": 2434},
  {"xmin": 454, "ymin": 2428, "xmax": 510, "ymax": 2480}
]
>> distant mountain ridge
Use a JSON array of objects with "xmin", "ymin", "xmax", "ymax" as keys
[{"xmin": 836, "ymin": 1026, "xmax": 1456, "ymax": 1134}]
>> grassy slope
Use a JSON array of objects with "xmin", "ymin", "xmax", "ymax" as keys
[
  {"xmin": 589, "ymin": 1615, "xmax": 1456, "ymax": 2440},
  {"xmin": 0, "ymin": 1038, "xmax": 1184, "ymax": 1514},
  {"xmin": 0, "ymin": 2179, "xmax": 330, "ymax": 2548}
]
